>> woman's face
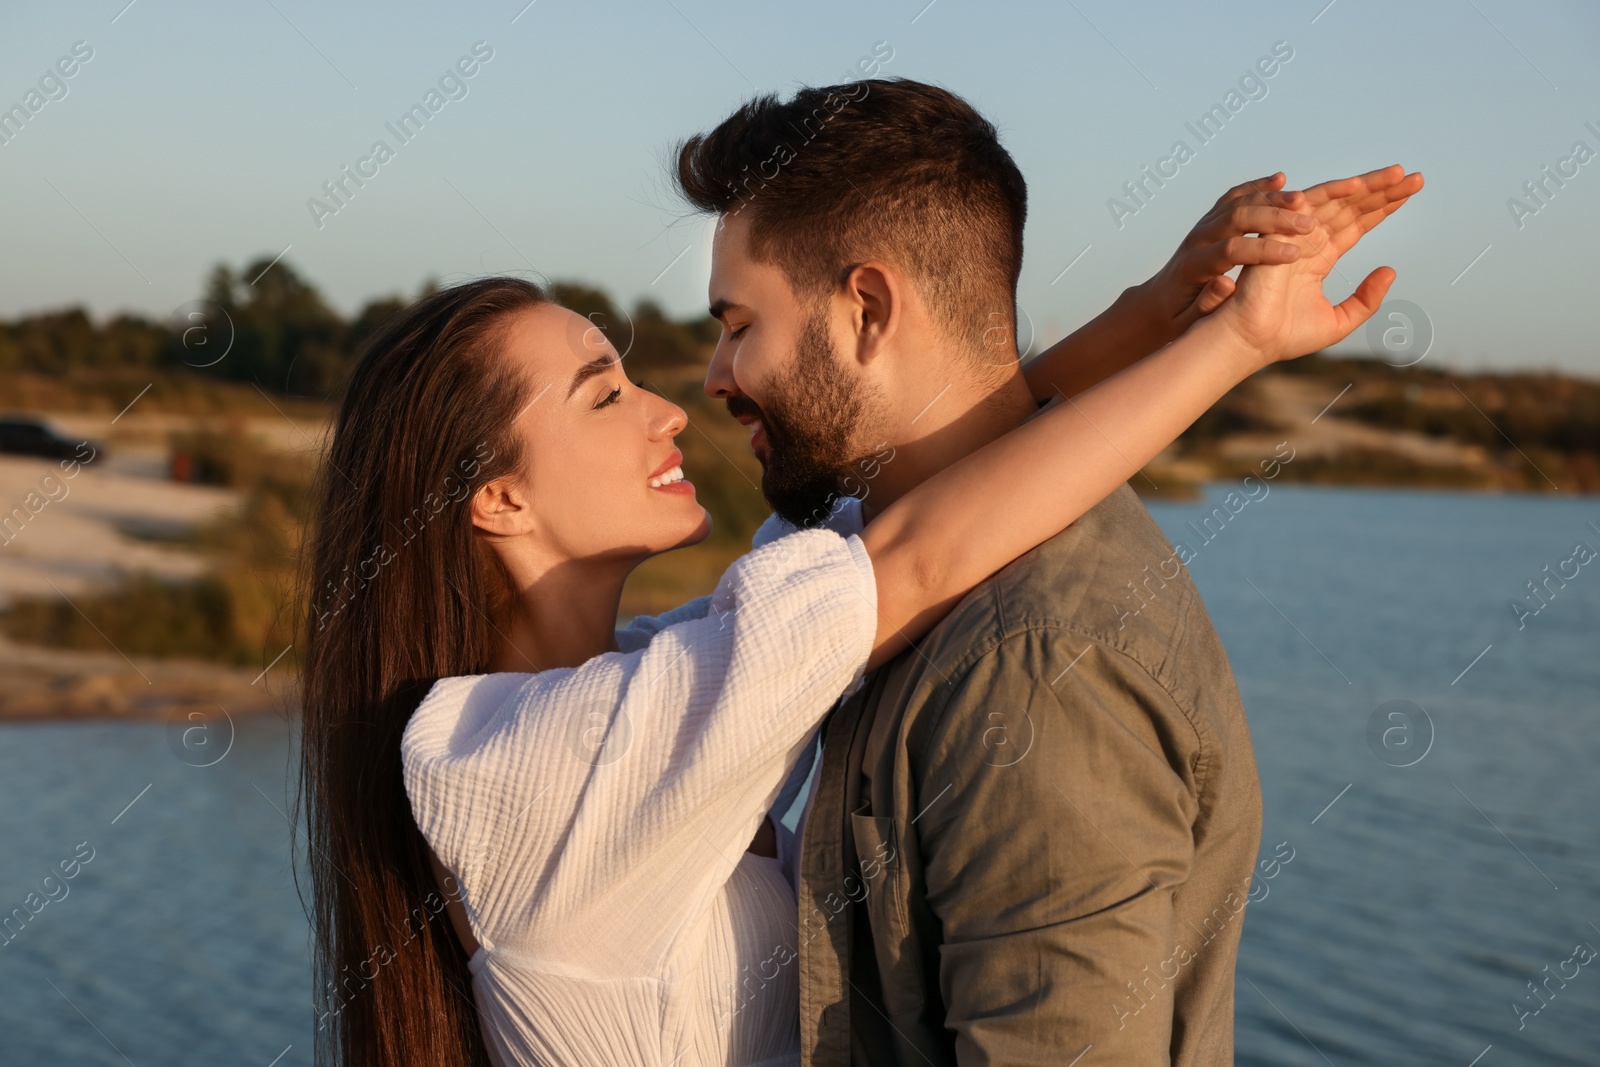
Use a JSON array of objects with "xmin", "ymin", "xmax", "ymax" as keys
[{"xmin": 480, "ymin": 303, "xmax": 711, "ymax": 562}]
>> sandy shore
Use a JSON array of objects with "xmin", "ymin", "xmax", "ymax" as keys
[
  {"xmin": 0, "ymin": 633, "xmax": 293, "ymax": 722},
  {"xmin": 0, "ymin": 447, "xmax": 239, "ymax": 606},
  {"xmin": 0, "ymin": 411, "xmax": 301, "ymax": 721}
]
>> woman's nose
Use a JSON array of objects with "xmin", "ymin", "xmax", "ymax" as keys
[{"xmin": 651, "ymin": 393, "xmax": 688, "ymax": 439}]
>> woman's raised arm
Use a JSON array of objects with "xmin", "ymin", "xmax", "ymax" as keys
[
  {"xmin": 860, "ymin": 168, "xmax": 1417, "ymax": 669},
  {"xmin": 1021, "ymin": 166, "xmax": 1421, "ymax": 402}
]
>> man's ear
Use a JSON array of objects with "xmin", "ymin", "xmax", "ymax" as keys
[
  {"xmin": 838, "ymin": 261, "xmax": 901, "ymax": 367},
  {"xmin": 470, "ymin": 477, "xmax": 535, "ymax": 537}
]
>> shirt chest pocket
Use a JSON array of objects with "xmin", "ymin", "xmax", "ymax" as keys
[{"xmin": 849, "ymin": 805, "xmax": 915, "ymax": 973}]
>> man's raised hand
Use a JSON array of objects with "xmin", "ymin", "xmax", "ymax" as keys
[
  {"xmin": 1212, "ymin": 164, "xmax": 1424, "ymax": 364},
  {"xmin": 1150, "ymin": 166, "xmax": 1424, "ymax": 333},
  {"xmin": 1020, "ymin": 166, "xmax": 1422, "ymax": 403}
]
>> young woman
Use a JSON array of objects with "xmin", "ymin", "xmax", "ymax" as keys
[{"xmin": 299, "ymin": 169, "xmax": 1419, "ymax": 1067}]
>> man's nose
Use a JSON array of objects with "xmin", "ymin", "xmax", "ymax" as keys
[{"xmin": 704, "ymin": 341, "xmax": 737, "ymax": 399}]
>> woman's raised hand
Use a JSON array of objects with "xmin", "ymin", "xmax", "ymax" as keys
[{"xmin": 1209, "ymin": 164, "xmax": 1424, "ymax": 366}]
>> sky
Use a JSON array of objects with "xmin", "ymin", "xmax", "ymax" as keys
[{"xmin": 1, "ymin": 0, "xmax": 1596, "ymax": 376}]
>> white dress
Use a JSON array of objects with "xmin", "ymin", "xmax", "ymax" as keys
[{"xmin": 401, "ymin": 504, "xmax": 874, "ymax": 1067}]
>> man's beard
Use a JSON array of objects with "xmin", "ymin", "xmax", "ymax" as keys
[{"xmin": 727, "ymin": 312, "xmax": 879, "ymax": 529}]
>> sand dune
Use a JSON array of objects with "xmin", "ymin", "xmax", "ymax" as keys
[
  {"xmin": 0, "ymin": 447, "xmax": 240, "ymax": 608},
  {"xmin": 0, "ymin": 416, "xmax": 272, "ymax": 720}
]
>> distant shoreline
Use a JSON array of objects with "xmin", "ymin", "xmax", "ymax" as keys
[
  {"xmin": 0, "ymin": 636, "xmax": 293, "ymax": 723},
  {"xmin": 1134, "ymin": 477, "xmax": 1600, "ymax": 502},
  {"xmin": 2, "ymin": 348, "xmax": 1595, "ymax": 709}
]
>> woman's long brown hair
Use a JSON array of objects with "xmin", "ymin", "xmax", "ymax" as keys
[{"xmin": 299, "ymin": 277, "xmax": 547, "ymax": 1065}]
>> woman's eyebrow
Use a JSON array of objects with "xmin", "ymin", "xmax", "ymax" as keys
[{"xmin": 566, "ymin": 355, "xmax": 618, "ymax": 399}]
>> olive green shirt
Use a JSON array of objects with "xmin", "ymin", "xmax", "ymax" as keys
[{"xmin": 796, "ymin": 484, "xmax": 1264, "ymax": 1066}]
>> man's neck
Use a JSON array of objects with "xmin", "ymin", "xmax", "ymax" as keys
[{"xmin": 858, "ymin": 362, "xmax": 1036, "ymax": 522}]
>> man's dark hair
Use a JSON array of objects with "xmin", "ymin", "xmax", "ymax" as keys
[{"xmin": 676, "ymin": 77, "xmax": 1027, "ymax": 355}]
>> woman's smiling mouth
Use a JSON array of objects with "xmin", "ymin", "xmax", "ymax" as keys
[{"xmin": 648, "ymin": 449, "xmax": 695, "ymax": 494}]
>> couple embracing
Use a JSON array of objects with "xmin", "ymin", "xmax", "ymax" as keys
[{"xmin": 299, "ymin": 77, "xmax": 1420, "ymax": 1066}]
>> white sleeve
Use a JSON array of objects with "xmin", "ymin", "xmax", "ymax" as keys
[
  {"xmin": 619, "ymin": 495, "xmax": 864, "ymax": 649},
  {"xmin": 401, "ymin": 527, "xmax": 877, "ymax": 974}
]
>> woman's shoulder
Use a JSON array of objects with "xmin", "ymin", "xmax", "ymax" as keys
[
  {"xmin": 405, "ymin": 526, "xmax": 874, "ymax": 781},
  {"xmin": 399, "ymin": 667, "xmax": 613, "ymax": 853},
  {"xmin": 402, "ymin": 671, "xmax": 542, "ymax": 766}
]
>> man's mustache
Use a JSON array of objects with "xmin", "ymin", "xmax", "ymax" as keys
[{"xmin": 725, "ymin": 395, "xmax": 765, "ymax": 424}]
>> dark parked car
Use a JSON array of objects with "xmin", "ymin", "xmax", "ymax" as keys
[{"xmin": 0, "ymin": 415, "xmax": 100, "ymax": 461}]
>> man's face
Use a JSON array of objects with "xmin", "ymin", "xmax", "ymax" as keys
[{"xmin": 705, "ymin": 213, "xmax": 882, "ymax": 527}]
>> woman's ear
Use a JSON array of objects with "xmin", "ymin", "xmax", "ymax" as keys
[
  {"xmin": 470, "ymin": 477, "xmax": 535, "ymax": 538},
  {"xmin": 839, "ymin": 261, "xmax": 901, "ymax": 367}
]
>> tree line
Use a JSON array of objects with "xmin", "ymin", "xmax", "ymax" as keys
[{"xmin": 0, "ymin": 255, "xmax": 720, "ymax": 397}]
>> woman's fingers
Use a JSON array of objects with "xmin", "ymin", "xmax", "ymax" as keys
[
  {"xmin": 1342, "ymin": 172, "xmax": 1423, "ymax": 216},
  {"xmin": 1343, "ymin": 163, "xmax": 1410, "ymax": 193},
  {"xmin": 1303, "ymin": 172, "xmax": 1421, "ymax": 257},
  {"xmin": 1183, "ymin": 168, "xmax": 1418, "ymax": 319},
  {"xmin": 1321, "ymin": 184, "xmax": 1420, "ymax": 255},
  {"xmin": 1215, "ymin": 167, "xmax": 1417, "ymax": 229},
  {"xmin": 1346, "ymin": 193, "xmax": 1413, "ymax": 237},
  {"xmin": 1189, "ymin": 168, "xmax": 1419, "ymax": 351},
  {"xmin": 1329, "ymin": 266, "xmax": 1398, "ymax": 337},
  {"xmin": 1374, "ymin": 196, "xmax": 1412, "ymax": 222},
  {"xmin": 1309, "ymin": 170, "xmax": 1422, "ymax": 227},
  {"xmin": 1298, "ymin": 175, "xmax": 1364, "ymax": 206},
  {"xmin": 1299, "ymin": 164, "xmax": 1407, "ymax": 207},
  {"xmin": 1204, "ymin": 179, "xmax": 1418, "ymax": 275}
]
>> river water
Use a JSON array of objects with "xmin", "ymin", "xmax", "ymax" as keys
[{"xmin": 1, "ymin": 486, "xmax": 1596, "ymax": 1065}]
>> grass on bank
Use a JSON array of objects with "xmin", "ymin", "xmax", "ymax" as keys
[
  {"xmin": 2, "ymin": 425, "xmax": 310, "ymax": 669},
  {"xmin": 3, "ymin": 352, "xmax": 1597, "ymax": 667}
]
